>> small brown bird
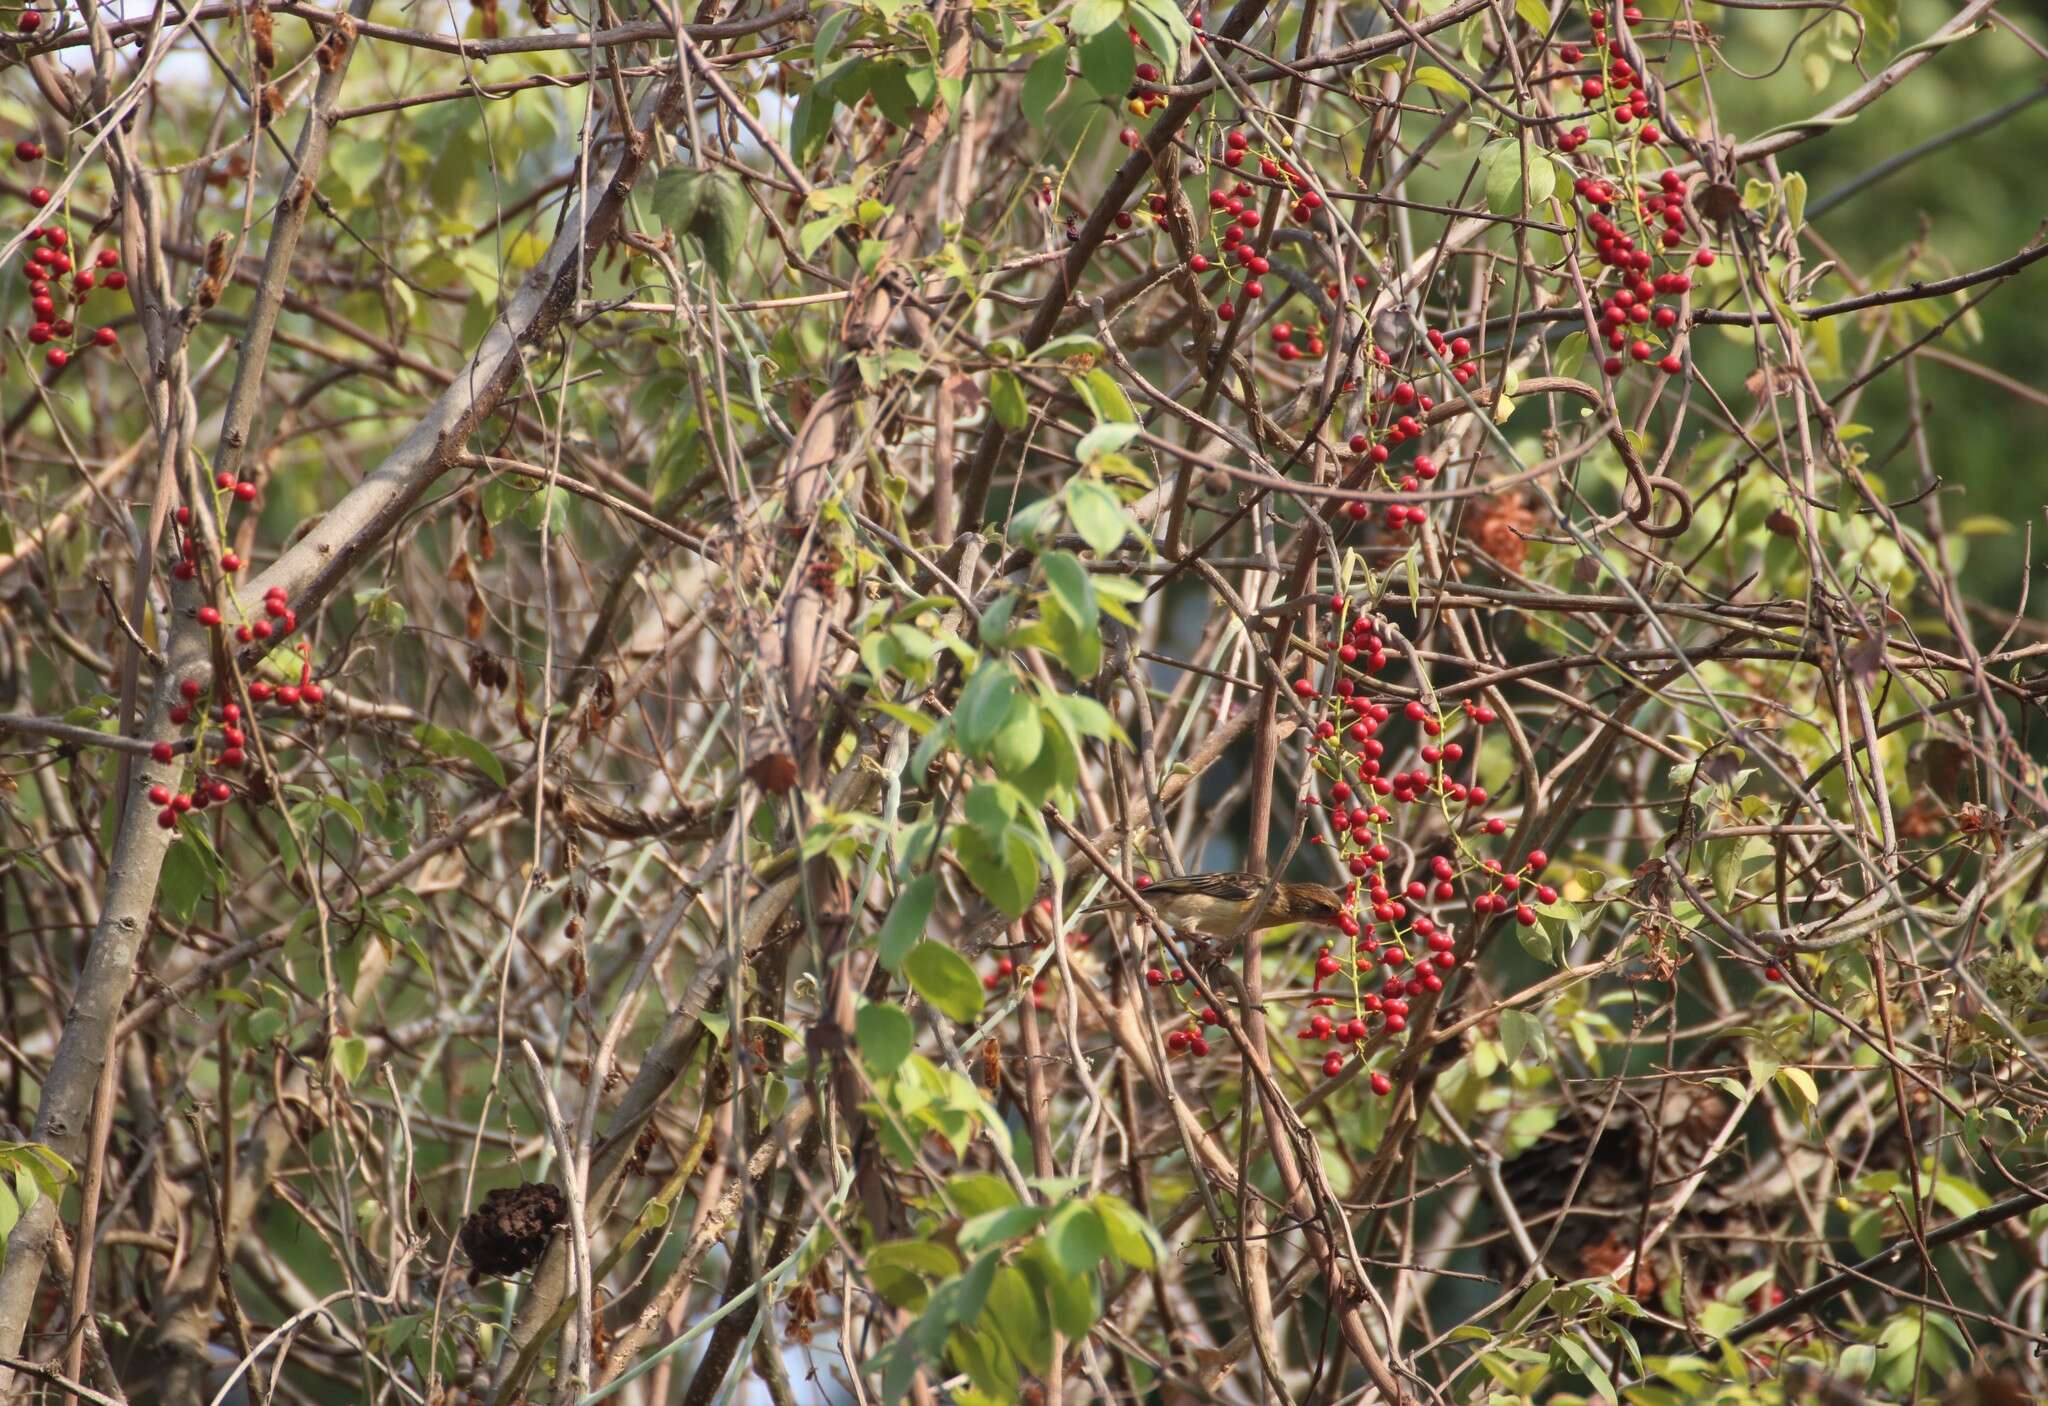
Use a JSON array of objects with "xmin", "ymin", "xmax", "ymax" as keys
[{"xmin": 1092, "ymin": 872, "xmax": 1347, "ymax": 938}]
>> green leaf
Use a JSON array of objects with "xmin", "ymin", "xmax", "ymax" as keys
[
  {"xmin": 1483, "ymin": 139, "xmax": 1554, "ymax": 215},
  {"xmin": 1045, "ymin": 1201, "xmax": 1110, "ymax": 1276},
  {"xmin": 332, "ymin": 1034, "xmax": 370, "ymax": 1086},
  {"xmin": 1080, "ymin": 367, "xmax": 1136, "ymax": 423},
  {"xmin": 949, "ymin": 1172, "xmax": 1017, "ymax": 1218},
  {"xmin": 958, "ymin": 1202, "xmax": 1049, "ymax": 1252},
  {"xmin": 1067, "ymin": 480, "xmax": 1130, "ymax": 555},
  {"xmin": 1041, "ymin": 552, "xmax": 1098, "ymax": 634},
  {"xmin": 1079, "ymin": 23, "xmax": 1135, "ymax": 98},
  {"xmin": 413, "ymin": 723, "xmax": 505, "ymax": 786},
  {"xmin": 1020, "ymin": 47, "xmax": 1069, "ymax": 132},
  {"xmin": 869, "ymin": 1240, "xmax": 960, "ymax": 1309},
  {"xmin": 160, "ymin": 832, "xmax": 224, "ymax": 924},
  {"xmin": 814, "ymin": 4, "xmax": 854, "ymax": 63},
  {"xmin": 1031, "ymin": 333, "xmax": 1101, "ymax": 363},
  {"xmin": 1782, "ymin": 170, "xmax": 1808, "ymax": 232},
  {"xmin": 869, "ymin": 60, "xmax": 939, "ymax": 126},
  {"xmin": 1410, "ymin": 65, "xmax": 1468, "ymax": 100},
  {"xmin": 955, "ymin": 664, "xmax": 1021, "ymax": 755},
  {"xmin": 878, "ymin": 873, "xmax": 936, "ymax": 971},
  {"xmin": 987, "ymin": 1265, "xmax": 1053, "ymax": 1376},
  {"xmin": 1553, "ymin": 330, "xmax": 1588, "ymax": 381},
  {"xmin": 989, "ymin": 369, "xmax": 1030, "ymax": 430},
  {"xmin": 1775, "ymin": 1064, "xmax": 1819, "ymax": 1118},
  {"xmin": 1021, "ymin": 1244, "xmax": 1100, "ymax": 1338},
  {"xmin": 856, "ymin": 1002, "xmax": 916, "ymax": 1076},
  {"xmin": 1054, "ymin": 694, "xmax": 1123, "ymax": 743},
  {"xmin": 1499, "ymin": 1008, "xmax": 1549, "ymax": 1066},
  {"xmin": 956, "ymin": 823, "xmax": 1038, "ymax": 919},
  {"xmin": 1092, "ymin": 1194, "xmax": 1162, "ymax": 1270},
  {"xmin": 1557, "ymin": 1334, "xmax": 1619, "ymax": 1405},
  {"xmin": 651, "ymin": 168, "xmax": 753, "ymax": 282},
  {"xmin": 992, "ymin": 701, "xmax": 1045, "ymax": 776},
  {"xmin": 1068, "ymin": 0, "xmax": 1122, "ymax": 37},
  {"xmin": 1076, "ymin": 422, "xmax": 1140, "ymax": 461},
  {"xmin": 905, "ymin": 941, "xmax": 986, "ymax": 1024},
  {"xmin": 1515, "ymin": 0, "xmax": 1548, "ymax": 27}
]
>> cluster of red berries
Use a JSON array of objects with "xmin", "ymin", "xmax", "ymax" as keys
[
  {"xmin": 983, "ymin": 900, "xmax": 1094, "ymax": 1008},
  {"xmin": 1289, "ymin": 601, "xmax": 1539, "ymax": 1080},
  {"xmin": 1145, "ymin": 128, "xmax": 1364, "ymax": 325},
  {"xmin": 17, "ymin": 189, "xmax": 125, "ymax": 370},
  {"xmin": 148, "ymin": 690, "xmax": 249, "ymax": 830},
  {"xmin": 1120, "ymin": 52, "xmax": 1169, "ymax": 123},
  {"xmin": 1547, "ymin": 9, "xmax": 1723, "ymax": 380},
  {"xmin": 1268, "ymin": 318, "xmax": 1325, "ymax": 363},
  {"xmin": 1467, "ymin": 852, "xmax": 1555, "ymax": 927},
  {"xmin": 169, "ymin": 483, "xmax": 269, "ymax": 606},
  {"xmin": 1569, "ymin": 168, "xmax": 1713, "ymax": 376},
  {"xmin": 981, "ymin": 953, "xmax": 1055, "ymax": 1010},
  {"xmin": 1165, "ymin": 1007, "xmax": 1219, "ymax": 1059},
  {"xmin": 1555, "ymin": 7, "xmax": 1662, "ymax": 147},
  {"xmin": 1334, "ymin": 333, "xmax": 1475, "ymax": 529},
  {"xmin": 147, "ymin": 645, "xmax": 323, "ymax": 831}
]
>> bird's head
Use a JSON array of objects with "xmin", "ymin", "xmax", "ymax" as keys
[{"xmin": 1282, "ymin": 882, "xmax": 1349, "ymax": 925}]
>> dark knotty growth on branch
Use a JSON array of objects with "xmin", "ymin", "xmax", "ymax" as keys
[{"xmin": 460, "ymin": 1182, "xmax": 568, "ymax": 1282}]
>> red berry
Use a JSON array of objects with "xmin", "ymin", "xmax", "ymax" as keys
[
  {"xmin": 151, "ymin": 741, "xmax": 174, "ymax": 763},
  {"xmin": 218, "ymin": 747, "xmax": 246, "ymax": 768},
  {"xmin": 1370, "ymin": 1072, "xmax": 1391, "ymax": 1096},
  {"xmin": 44, "ymin": 347, "xmax": 66, "ymax": 370},
  {"xmin": 1764, "ymin": 964, "xmax": 1783, "ymax": 982},
  {"xmin": 197, "ymin": 606, "xmax": 221, "ymax": 627},
  {"xmin": 95, "ymin": 248, "xmax": 118, "ymax": 269},
  {"xmin": 15, "ymin": 140, "xmax": 42, "ymax": 162},
  {"xmin": 103, "ymin": 270, "xmax": 126, "ymax": 290},
  {"xmin": 1119, "ymin": 126, "xmax": 1140, "ymax": 148},
  {"xmin": 42, "ymin": 226, "xmax": 64, "ymax": 248},
  {"xmin": 157, "ymin": 808, "xmax": 178, "ymax": 829},
  {"xmin": 26, "ymin": 185, "xmax": 48, "ymax": 205},
  {"xmin": 92, "ymin": 325, "xmax": 116, "ymax": 347},
  {"xmin": 17, "ymin": 10, "xmax": 40, "ymax": 31}
]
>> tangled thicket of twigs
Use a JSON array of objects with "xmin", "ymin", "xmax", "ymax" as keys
[{"xmin": 1, "ymin": 0, "xmax": 2046, "ymax": 1402}]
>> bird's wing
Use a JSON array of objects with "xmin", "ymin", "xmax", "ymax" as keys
[{"xmin": 1139, "ymin": 872, "xmax": 1269, "ymax": 902}]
